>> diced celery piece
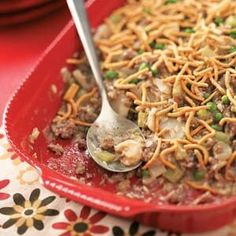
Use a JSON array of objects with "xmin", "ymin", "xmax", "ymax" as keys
[
  {"xmin": 172, "ymin": 81, "xmax": 182, "ymax": 101},
  {"xmin": 215, "ymin": 131, "xmax": 230, "ymax": 143},
  {"xmin": 231, "ymin": 105, "xmax": 236, "ymax": 113},
  {"xmin": 225, "ymin": 16, "xmax": 236, "ymax": 28},
  {"xmin": 110, "ymin": 14, "xmax": 122, "ymax": 24},
  {"xmin": 184, "ymin": 28, "xmax": 195, "ymax": 33},
  {"xmin": 138, "ymin": 111, "xmax": 147, "ymax": 128},
  {"xmin": 163, "ymin": 166, "xmax": 184, "ymax": 183},
  {"xmin": 197, "ymin": 109, "xmax": 211, "ymax": 120},
  {"xmin": 96, "ymin": 151, "xmax": 115, "ymax": 163},
  {"xmin": 139, "ymin": 62, "xmax": 149, "ymax": 71},
  {"xmin": 229, "ymin": 46, "xmax": 236, "ymax": 53}
]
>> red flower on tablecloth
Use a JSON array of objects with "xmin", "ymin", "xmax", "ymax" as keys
[
  {"xmin": 0, "ymin": 179, "xmax": 10, "ymax": 200},
  {"xmin": 7, "ymin": 146, "xmax": 23, "ymax": 165},
  {"xmin": 52, "ymin": 206, "xmax": 109, "ymax": 235},
  {"xmin": 0, "ymin": 133, "xmax": 4, "ymax": 139}
]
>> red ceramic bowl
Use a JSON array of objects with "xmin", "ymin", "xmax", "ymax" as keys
[{"xmin": 4, "ymin": 0, "xmax": 236, "ymax": 233}]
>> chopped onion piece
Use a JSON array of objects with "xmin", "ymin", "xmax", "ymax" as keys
[
  {"xmin": 111, "ymin": 94, "xmax": 131, "ymax": 117},
  {"xmin": 148, "ymin": 161, "xmax": 166, "ymax": 178},
  {"xmin": 200, "ymin": 45, "xmax": 215, "ymax": 58},
  {"xmin": 146, "ymin": 108, "xmax": 157, "ymax": 132},
  {"xmin": 93, "ymin": 24, "xmax": 111, "ymax": 41},
  {"xmin": 213, "ymin": 141, "xmax": 232, "ymax": 161},
  {"xmin": 153, "ymin": 79, "xmax": 171, "ymax": 94},
  {"xmin": 160, "ymin": 118, "xmax": 185, "ymax": 140},
  {"xmin": 115, "ymin": 140, "xmax": 143, "ymax": 166},
  {"xmin": 28, "ymin": 127, "xmax": 40, "ymax": 144}
]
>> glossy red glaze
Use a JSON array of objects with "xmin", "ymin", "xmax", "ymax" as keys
[
  {"xmin": 0, "ymin": 0, "xmax": 51, "ymax": 13},
  {"xmin": 0, "ymin": 0, "xmax": 66, "ymax": 27},
  {"xmin": 4, "ymin": 0, "xmax": 236, "ymax": 233}
]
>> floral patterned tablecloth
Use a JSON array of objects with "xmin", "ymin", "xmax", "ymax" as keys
[{"xmin": 0, "ymin": 126, "xmax": 235, "ymax": 236}]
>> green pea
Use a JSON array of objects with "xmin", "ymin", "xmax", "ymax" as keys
[
  {"xmin": 229, "ymin": 30, "xmax": 236, "ymax": 39},
  {"xmin": 186, "ymin": 83, "xmax": 192, "ymax": 89},
  {"xmin": 143, "ymin": 7, "xmax": 151, "ymax": 14},
  {"xmin": 129, "ymin": 79, "xmax": 141, "ymax": 84},
  {"xmin": 105, "ymin": 70, "xmax": 119, "ymax": 80},
  {"xmin": 214, "ymin": 17, "xmax": 224, "ymax": 26},
  {"xmin": 150, "ymin": 40, "xmax": 165, "ymax": 50},
  {"xmin": 206, "ymin": 102, "xmax": 217, "ymax": 112},
  {"xmin": 165, "ymin": 0, "xmax": 177, "ymax": 4},
  {"xmin": 142, "ymin": 169, "xmax": 150, "ymax": 177},
  {"xmin": 192, "ymin": 170, "xmax": 205, "ymax": 181},
  {"xmin": 221, "ymin": 95, "xmax": 230, "ymax": 105},
  {"xmin": 203, "ymin": 92, "xmax": 210, "ymax": 99},
  {"xmin": 139, "ymin": 62, "xmax": 149, "ymax": 71},
  {"xmin": 154, "ymin": 43, "xmax": 165, "ymax": 50},
  {"xmin": 184, "ymin": 28, "xmax": 195, "ymax": 33},
  {"xmin": 137, "ymin": 49, "xmax": 144, "ymax": 54},
  {"xmin": 211, "ymin": 124, "xmax": 223, "ymax": 131},
  {"xmin": 229, "ymin": 46, "xmax": 236, "ymax": 53},
  {"xmin": 213, "ymin": 112, "xmax": 223, "ymax": 122},
  {"xmin": 149, "ymin": 40, "xmax": 156, "ymax": 48},
  {"xmin": 151, "ymin": 68, "xmax": 158, "ymax": 76}
]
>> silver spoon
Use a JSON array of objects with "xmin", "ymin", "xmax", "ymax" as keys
[{"xmin": 66, "ymin": 0, "xmax": 144, "ymax": 172}]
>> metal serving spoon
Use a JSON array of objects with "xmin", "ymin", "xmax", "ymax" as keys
[{"xmin": 67, "ymin": 0, "xmax": 144, "ymax": 172}]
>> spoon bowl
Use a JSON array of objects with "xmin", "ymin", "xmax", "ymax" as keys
[{"xmin": 87, "ymin": 110, "xmax": 144, "ymax": 172}]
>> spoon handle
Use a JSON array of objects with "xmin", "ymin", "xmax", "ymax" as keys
[{"xmin": 66, "ymin": 0, "xmax": 107, "ymax": 100}]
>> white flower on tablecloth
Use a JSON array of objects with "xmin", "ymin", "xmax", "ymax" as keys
[
  {"xmin": 17, "ymin": 166, "xmax": 39, "ymax": 185},
  {"xmin": 0, "ymin": 129, "xmax": 24, "ymax": 166},
  {"xmin": 0, "ymin": 141, "xmax": 22, "ymax": 165}
]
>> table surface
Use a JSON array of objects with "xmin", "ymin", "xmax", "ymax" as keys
[
  {"xmin": 0, "ymin": 7, "xmax": 236, "ymax": 236},
  {"xmin": 0, "ymin": 7, "xmax": 70, "ymax": 125}
]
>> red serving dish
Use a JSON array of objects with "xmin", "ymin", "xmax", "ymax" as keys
[{"xmin": 4, "ymin": 0, "xmax": 236, "ymax": 233}]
